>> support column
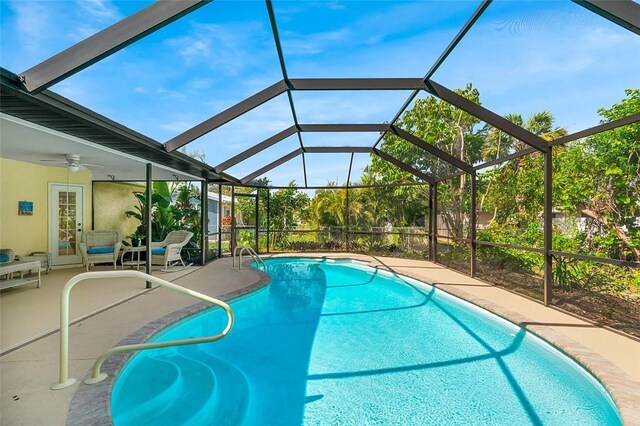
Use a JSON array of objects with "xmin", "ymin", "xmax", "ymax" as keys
[
  {"xmin": 428, "ymin": 184, "xmax": 434, "ymax": 261},
  {"xmin": 470, "ymin": 173, "xmax": 477, "ymax": 277},
  {"xmin": 543, "ymin": 148, "xmax": 553, "ymax": 306},
  {"xmin": 200, "ymin": 180, "xmax": 208, "ymax": 265},
  {"xmin": 217, "ymin": 184, "xmax": 222, "ymax": 258},
  {"xmin": 266, "ymin": 189, "xmax": 271, "ymax": 254},
  {"xmin": 345, "ymin": 187, "xmax": 350, "ymax": 250},
  {"xmin": 145, "ymin": 163, "xmax": 152, "ymax": 288},
  {"xmin": 255, "ymin": 190, "xmax": 259, "ymax": 253},
  {"xmin": 230, "ymin": 186, "xmax": 236, "ymax": 254},
  {"xmin": 432, "ymin": 182, "xmax": 438, "ymax": 263}
]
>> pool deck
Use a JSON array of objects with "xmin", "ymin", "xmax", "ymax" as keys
[{"xmin": 1, "ymin": 254, "xmax": 639, "ymax": 425}]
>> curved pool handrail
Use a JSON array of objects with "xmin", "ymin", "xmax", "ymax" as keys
[
  {"xmin": 51, "ymin": 270, "xmax": 234, "ymax": 390},
  {"xmin": 240, "ymin": 246, "xmax": 266, "ymax": 271},
  {"xmin": 233, "ymin": 245, "xmax": 266, "ymax": 271}
]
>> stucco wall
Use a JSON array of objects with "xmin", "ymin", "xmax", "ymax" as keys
[
  {"xmin": 92, "ymin": 182, "xmax": 143, "ymax": 242},
  {"xmin": 0, "ymin": 158, "xmax": 92, "ymax": 256}
]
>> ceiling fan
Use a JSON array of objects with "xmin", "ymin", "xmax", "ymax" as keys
[{"xmin": 40, "ymin": 154, "xmax": 105, "ymax": 172}]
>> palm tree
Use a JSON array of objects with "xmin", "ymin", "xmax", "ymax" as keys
[{"xmin": 480, "ymin": 110, "xmax": 567, "ymax": 223}]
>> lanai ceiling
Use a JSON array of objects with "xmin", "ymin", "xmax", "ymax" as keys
[{"xmin": 1, "ymin": 0, "xmax": 638, "ymax": 187}]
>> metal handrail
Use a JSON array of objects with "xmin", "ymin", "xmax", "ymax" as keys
[
  {"xmin": 233, "ymin": 245, "xmax": 266, "ymax": 271},
  {"xmin": 51, "ymin": 270, "xmax": 234, "ymax": 390},
  {"xmin": 239, "ymin": 246, "xmax": 266, "ymax": 271}
]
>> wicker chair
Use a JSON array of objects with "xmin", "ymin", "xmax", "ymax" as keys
[
  {"xmin": 150, "ymin": 230, "xmax": 193, "ymax": 270},
  {"xmin": 79, "ymin": 230, "xmax": 122, "ymax": 271}
]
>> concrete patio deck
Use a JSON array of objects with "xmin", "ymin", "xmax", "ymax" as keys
[
  {"xmin": 1, "ymin": 254, "xmax": 639, "ymax": 425},
  {"xmin": 1, "ymin": 265, "xmax": 199, "ymax": 354}
]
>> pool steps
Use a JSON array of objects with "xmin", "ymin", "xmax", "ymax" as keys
[{"xmin": 113, "ymin": 347, "xmax": 249, "ymax": 425}]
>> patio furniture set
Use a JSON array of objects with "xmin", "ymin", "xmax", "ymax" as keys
[
  {"xmin": 81, "ymin": 229, "xmax": 194, "ymax": 271},
  {"xmin": 0, "ymin": 230, "xmax": 193, "ymax": 291}
]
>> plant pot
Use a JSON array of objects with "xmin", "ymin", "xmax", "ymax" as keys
[{"xmin": 131, "ymin": 239, "xmax": 140, "ymax": 247}]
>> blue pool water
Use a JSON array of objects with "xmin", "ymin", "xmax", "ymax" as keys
[{"xmin": 112, "ymin": 257, "xmax": 621, "ymax": 425}]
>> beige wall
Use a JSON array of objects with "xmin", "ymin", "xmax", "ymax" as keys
[
  {"xmin": 0, "ymin": 158, "xmax": 92, "ymax": 256},
  {"xmin": 93, "ymin": 182, "xmax": 143, "ymax": 241}
]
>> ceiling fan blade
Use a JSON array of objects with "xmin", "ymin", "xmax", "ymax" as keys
[
  {"xmin": 82, "ymin": 163, "xmax": 105, "ymax": 168},
  {"xmin": 40, "ymin": 159, "xmax": 67, "ymax": 163}
]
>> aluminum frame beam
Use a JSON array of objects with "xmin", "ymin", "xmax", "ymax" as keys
[
  {"xmin": 214, "ymin": 123, "xmax": 472, "ymax": 181},
  {"xmin": 165, "ymin": 78, "xmax": 427, "ymax": 153},
  {"xmin": 288, "ymin": 78, "xmax": 425, "ymax": 91},
  {"xmin": 262, "ymin": 182, "xmax": 429, "ymax": 190},
  {"xmin": 475, "ymin": 112, "xmax": 640, "ymax": 171},
  {"xmin": 435, "ymin": 170, "xmax": 467, "ymax": 183},
  {"xmin": 389, "ymin": 126, "xmax": 474, "ymax": 174},
  {"xmin": 213, "ymin": 126, "xmax": 297, "ymax": 173},
  {"xmin": 165, "ymin": 80, "xmax": 289, "ymax": 152},
  {"xmin": 20, "ymin": 0, "xmax": 211, "ymax": 93},
  {"xmin": 373, "ymin": 149, "xmax": 435, "ymax": 184},
  {"xmin": 346, "ymin": 153, "xmax": 355, "ymax": 186},
  {"xmin": 241, "ymin": 149, "xmax": 302, "ymax": 184},
  {"xmin": 304, "ymin": 147, "xmax": 373, "ymax": 153},
  {"xmin": 475, "ymin": 148, "xmax": 537, "ymax": 171},
  {"xmin": 298, "ymin": 124, "xmax": 389, "ymax": 132},
  {"xmin": 543, "ymin": 149, "xmax": 553, "ymax": 305},
  {"xmin": 301, "ymin": 153, "xmax": 308, "ymax": 187},
  {"xmin": 573, "ymin": 0, "xmax": 640, "ymax": 35},
  {"xmin": 550, "ymin": 112, "xmax": 640, "ymax": 147},
  {"xmin": 426, "ymin": 80, "xmax": 549, "ymax": 153}
]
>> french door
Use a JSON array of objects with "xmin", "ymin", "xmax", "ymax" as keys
[{"xmin": 49, "ymin": 184, "xmax": 84, "ymax": 266}]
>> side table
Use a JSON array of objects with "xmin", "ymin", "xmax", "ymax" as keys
[{"xmin": 120, "ymin": 246, "xmax": 147, "ymax": 269}]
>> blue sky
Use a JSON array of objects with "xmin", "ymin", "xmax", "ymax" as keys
[{"xmin": 1, "ymin": 0, "xmax": 638, "ymax": 186}]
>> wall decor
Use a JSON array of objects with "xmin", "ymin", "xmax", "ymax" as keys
[{"xmin": 18, "ymin": 200, "xmax": 33, "ymax": 216}]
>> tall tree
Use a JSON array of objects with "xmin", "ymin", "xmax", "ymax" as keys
[
  {"xmin": 370, "ymin": 84, "xmax": 483, "ymax": 238},
  {"xmin": 555, "ymin": 90, "xmax": 639, "ymax": 260}
]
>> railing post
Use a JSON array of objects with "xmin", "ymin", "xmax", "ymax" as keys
[
  {"xmin": 543, "ymin": 147, "xmax": 553, "ymax": 306},
  {"xmin": 145, "ymin": 163, "xmax": 152, "ymax": 289},
  {"xmin": 50, "ymin": 281, "xmax": 74, "ymax": 389},
  {"xmin": 470, "ymin": 172, "xmax": 477, "ymax": 277},
  {"xmin": 217, "ymin": 184, "xmax": 222, "ymax": 258}
]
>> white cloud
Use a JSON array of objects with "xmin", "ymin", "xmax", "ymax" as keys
[
  {"xmin": 179, "ymin": 39, "xmax": 211, "ymax": 61},
  {"xmin": 78, "ymin": 0, "xmax": 122, "ymax": 21},
  {"xmin": 9, "ymin": 1, "xmax": 52, "ymax": 46},
  {"xmin": 188, "ymin": 78, "xmax": 214, "ymax": 90},
  {"xmin": 281, "ymin": 29, "xmax": 350, "ymax": 55},
  {"xmin": 167, "ymin": 21, "xmax": 272, "ymax": 76}
]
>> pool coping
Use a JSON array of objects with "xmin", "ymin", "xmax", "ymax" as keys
[{"xmin": 66, "ymin": 255, "xmax": 640, "ymax": 425}]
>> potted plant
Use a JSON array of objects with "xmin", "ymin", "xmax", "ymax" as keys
[{"xmin": 129, "ymin": 228, "xmax": 145, "ymax": 247}]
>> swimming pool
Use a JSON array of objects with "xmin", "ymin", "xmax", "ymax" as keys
[{"xmin": 112, "ymin": 257, "xmax": 621, "ymax": 425}]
